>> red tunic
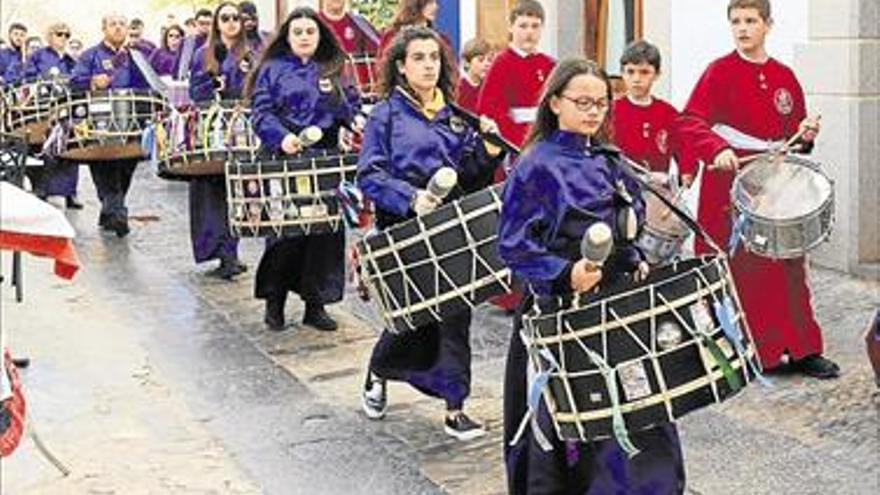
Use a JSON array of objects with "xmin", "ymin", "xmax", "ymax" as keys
[
  {"xmin": 477, "ymin": 47, "xmax": 555, "ymax": 149},
  {"xmin": 675, "ymin": 50, "xmax": 822, "ymax": 368},
  {"xmin": 456, "ymin": 76, "xmax": 481, "ymax": 113},
  {"xmin": 320, "ymin": 12, "xmax": 380, "ymax": 98},
  {"xmin": 612, "ymin": 96, "xmax": 680, "ymax": 172}
]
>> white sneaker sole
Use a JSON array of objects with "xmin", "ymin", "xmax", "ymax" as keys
[
  {"xmin": 361, "ymin": 394, "xmax": 387, "ymax": 420},
  {"xmin": 444, "ymin": 425, "xmax": 487, "ymax": 441}
]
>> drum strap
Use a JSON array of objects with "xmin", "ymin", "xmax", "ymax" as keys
[{"xmin": 614, "ymin": 151, "xmax": 725, "ymax": 255}]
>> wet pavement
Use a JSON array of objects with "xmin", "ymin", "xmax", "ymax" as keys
[{"xmin": 2, "ymin": 164, "xmax": 879, "ymax": 494}]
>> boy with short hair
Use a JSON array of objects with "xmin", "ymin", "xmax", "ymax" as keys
[
  {"xmin": 613, "ymin": 40, "xmax": 680, "ymax": 174},
  {"xmin": 456, "ymin": 37, "xmax": 493, "ymax": 112},
  {"xmin": 675, "ymin": 0, "xmax": 836, "ymax": 378},
  {"xmin": 477, "ymin": 0, "xmax": 555, "ymax": 151}
]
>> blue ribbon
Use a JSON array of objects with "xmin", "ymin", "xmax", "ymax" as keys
[
  {"xmin": 336, "ymin": 181, "xmax": 364, "ymax": 229},
  {"xmin": 714, "ymin": 295, "xmax": 772, "ymax": 387},
  {"xmin": 728, "ymin": 213, "xmax": 746, "ymax": 255},
  {"xmin": 141, "ymin": 124, "xmax": 158, "ymax": 171}
]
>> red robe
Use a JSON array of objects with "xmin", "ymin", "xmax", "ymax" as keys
[
  {"xmin": 477, "ymin": 47, "xmax": 555, "ymax": 149},
  {"xmin": 613, "ymin": 96, "xmax": 680, "ymax": 172},
  {"xmin": 320, "ymin": 12, "xmax": 380, "ymax": 98},
  {"xmin": 456, "ymin": 75, "xmax": 481, "ymax": 113},
  {"xmin": 675, "ymin": 50, "xmax": 822, "ymax": 368}
]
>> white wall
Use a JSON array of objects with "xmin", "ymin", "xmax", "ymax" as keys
[{"xmin": 669, "ymin": 0, "xmax": 808, "ymax": 108}]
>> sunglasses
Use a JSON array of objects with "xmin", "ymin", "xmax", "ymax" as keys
[
  {"xmin": 54, "ymin": 32, "xmax": 71, "ymax": 38},
  {"xmin": 219, "ymin": 13, "xmax": 240, "ymax": 23}
]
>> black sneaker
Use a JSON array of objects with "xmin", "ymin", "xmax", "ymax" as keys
[
  {"xmin": 792, "ymin": 354, "xmax": 840, "ymax": 379},
  {"xmin": 361, "ymin": 372, "xmax": 387, "ymax": 420},
  {"xmin": 231, "ymin": 260, "xmax": 248, "ymax": 275},
  {"xmin": 444, "ymin": 411, "xmax": 486, "ymax": 441},
  {"xmin": 303, "ymin": 304, "xmax": 337, "ymax": 332},
  {"xmin": 207, "ymin": 258, "xmax": 242, "ymax": 280}
]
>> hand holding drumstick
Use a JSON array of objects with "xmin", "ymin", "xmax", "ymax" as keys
[{"xmin": 709, "ymin": 114, "xmax": 821, "ymax": 172}]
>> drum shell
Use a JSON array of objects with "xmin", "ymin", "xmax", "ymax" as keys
[
  {"xmin": 732, "ymin": 155, "xmax": 835, "ymax": 259},
  {"xmin": 523, "ymin": 256, "xmax": 758, "ymax": 442},
  {"xmin": 636, "ymin": 186, "xmax": 689, "ymax": 265},
  {"xmin": 357, "ymin": 184, "xmax": 513, "ymax": 333},
  {"xmin": 52, "ymin": 89, "xmax": 166, "ymax": 161},
  {"xmin": 155, "ymin": 102, "xmax": 259, "ymax": 181},
  {"xmin": 226, "ymin": 150, "xmax": 357, "ymax": 238},
  {"xmin": 4, "ymin": 80, "xmax": 70, "ymax": 145}
]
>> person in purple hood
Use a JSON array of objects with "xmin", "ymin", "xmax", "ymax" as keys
[
  {"xmin": 356, "ymin": 26, "xmax": 505, "ymax": 441},
  {"xmin": 185, "ymin": 1, "xmax": 254, "ymax": 279},
  {"xmin": 245, "ymin": 7, "xmax": 360, "ymax": 331},
  {"xmin": 69, "ymin": 13, "xmax": 150, "ymax": 237},
  {"xmin": 19, "ymin": 22, "xmax": 82, "ymax": 208},
  {"xmin": 496, "ymin": 58, "xmax": 686, "ymax": 495},
  {"xmin": 149, "ymin": 24, "xmax": 184, "ymax": 77}
]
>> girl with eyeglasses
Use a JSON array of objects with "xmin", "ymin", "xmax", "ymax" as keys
[
  {"xmin": 244, "ymin": 7, "xmax": 361, "ymax": 332},
  {"xmin": 496, "ymin": 58, "xmax": 685, "ymax": 494},
  {"xmin": 356, "ymin": 26, "xmax": 504, "ymax": 440},
  {"xmin": 149, "ymin": 25, "xmax": 185, "ymax": 77},
  {"xmin": 186, "ymin": 1, "xmax": 255, "ymax": 279}
]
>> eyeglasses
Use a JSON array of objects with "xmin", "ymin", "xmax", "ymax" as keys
[
  {"xmin": 559, "ymin": 94, "xmax": 609, "ymax": 112},
  {"xmin": 54, "ymin": 32, "xmax": 71, "ymax": 38},
  {"xmin": 219, "ymin": 13, "xmax": 240, "ymax": 23}
]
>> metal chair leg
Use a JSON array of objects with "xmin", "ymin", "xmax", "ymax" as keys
[{"xmin": 12, "ymin": 251, "xmax": 23, "ymax": 302}]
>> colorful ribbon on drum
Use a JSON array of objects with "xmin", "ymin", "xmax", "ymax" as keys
[{"xmin": 713, "ymin": 295, "xmax": 772, "ymax": 387}]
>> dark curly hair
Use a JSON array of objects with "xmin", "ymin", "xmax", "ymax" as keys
[{"xmin": 378, "ymin": 26, "xmax": 456, "ymax": 102}]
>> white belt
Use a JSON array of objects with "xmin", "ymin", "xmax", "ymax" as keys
[
  {"xmin": 509, "ymin": 107, "xmax": 538, "ymax": 124},
  {"xmin": 712, "ymin": 124, "xmax": 784, "ymax": 152}
]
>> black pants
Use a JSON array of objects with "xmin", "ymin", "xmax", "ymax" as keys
[{"xmin": 88, "ymin": 160, "xmax": 138, "ymax": 222}]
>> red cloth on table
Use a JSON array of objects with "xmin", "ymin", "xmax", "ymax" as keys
[
  {"xmin": 674, "ymin": 50, "xmax": 821, "ymax": 368},
  {"xmin": 0, "ymin": 231, "xmax": 79, "ymax": 280}
]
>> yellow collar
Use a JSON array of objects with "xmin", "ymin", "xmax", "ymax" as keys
[{"xmin": 421, "ymin": 88, "xmax": 446, "ymax": 119}]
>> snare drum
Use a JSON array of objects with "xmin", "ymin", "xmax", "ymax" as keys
[
  {"xmin": 522, "ymin": 256, "xmax": 760, "ymax": 443},
  {"xmin": 731, "ymin": 154, "xmax": 834, "ymax": 259},
  {"xmin": 636, "ymin": 185, "xmax": 690, "ymax": 265},
  {"xmin": 357, "ymin": 185, "xmax": 513, "ymax": 333},
  {"xmin": 154, "ymin": 101, "xmax": 259, "ymax": 180},
  {"xmin": 52, "ymin": 89, "xmax": 167, "ymax": 161},
  {"xmin": 226, "ymin": 150, "xmax": 358, "ymax": 237},
  {"xmin": 3, "ymin": 79, "xmax": 70, "ymax": 145}
]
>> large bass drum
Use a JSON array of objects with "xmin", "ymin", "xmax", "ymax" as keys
[
  {"xmin": 521, "ymin": 256, "xmax": 761, "ymax": 443},
  {"xmin": 3, "ymin": 78, "xmax": 70, "ymax": 145},
  {"xmin": 153, "ymin": 101, "xmax": 258, "ymax": 180},
  {"xmin": 226, "ymin": 150, "xmax": 358, "ymax": 237},
  {"xmin": 357, "ymin": 184, "xmax": 513, "ymax": 333}
]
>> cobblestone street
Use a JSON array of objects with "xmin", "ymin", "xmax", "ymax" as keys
[{"xmin": 3, "ymin": 165, "xmax": 879, "ymax": 494}]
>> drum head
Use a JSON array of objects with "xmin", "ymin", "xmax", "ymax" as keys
[{"xmin": 735, "ymin": 155, "xmax": 832, "ymax": 221}]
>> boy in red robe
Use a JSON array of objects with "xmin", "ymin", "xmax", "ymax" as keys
[
  {"xmin": 613, "ymin": 40, "xmax": 680, "ymax": 174},
  {"xmin": 477, "ymin": 0, "xmax": 555, "ymax": 153},
  {"xmin": 456, "ymin": 37, "xmax": 493, "ymax": 113},
  {"xmin": 477, "ymin": 0, "xmax": 554, "ymax": 311},
  {"xmin": 319, "ymin": 0, "xmax": 380, "ymax": 100},
  {"xmin": 675, "ymin": 0, "xmax": 837, "ymax": 378}
]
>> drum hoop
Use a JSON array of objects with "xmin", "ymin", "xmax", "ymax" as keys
[{"xmin": 731, "ymin": 154, "xmax": 834, "ymax": 224}]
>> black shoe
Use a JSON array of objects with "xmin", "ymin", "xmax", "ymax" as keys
[
  {"xmin": 444, "ymin": 411, "xmax": 486, "ymax": 441},
  {"xmin": 792, "ymin": 354, "xmax": 840, "ymax": 379},
  {"xmin": 111, "ymin": 218, "xmax": 130, "ymax": 238},
  {"xmin": 98, "ymin": 213, "xmax": 111, "ymax": 229},
  {"xmin": 303, "ymin": 303, "xmax": 337, "ymax": 331},
  {"xmin": 231, "ymin": 259, "xmax": 248, "ymax": 275},
  {"xmin": 65, "ymin": 196, "xmax": 84, "ymax": 209},
  {"xmin": 207, "ymin": 258, "xmax": 241, "ymax": 280},
  {"xmin": 264, "ymin": 295, "xmax": 286, "ymax": 331}
]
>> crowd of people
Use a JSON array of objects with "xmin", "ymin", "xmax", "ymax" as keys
[{"xmin": 1, "ymin": 0, "xmax": 839, "ymax": 493}]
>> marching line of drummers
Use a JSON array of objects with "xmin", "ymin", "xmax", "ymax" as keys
[{"xmin": 1, "ymin": 1, "xmax": 842, "ymax": 493}]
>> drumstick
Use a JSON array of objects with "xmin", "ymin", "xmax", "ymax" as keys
[{"xmin": 708, "ymin": 122, "xmax": 812, "ymax": 171}]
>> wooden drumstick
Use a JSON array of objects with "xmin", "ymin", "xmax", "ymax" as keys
[{"xmin": 708, "ymin": 123, "xmax": 811, "ymax": 171}]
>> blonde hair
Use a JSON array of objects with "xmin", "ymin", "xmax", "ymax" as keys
[{"xmin": 45, "ymin": 22, "xmax": 70, "ymax": 41}]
